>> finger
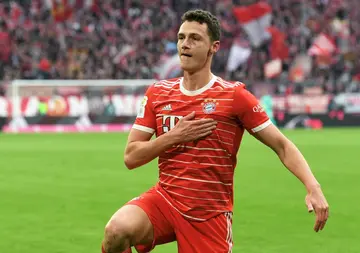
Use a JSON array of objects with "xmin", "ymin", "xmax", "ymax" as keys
[
  {"xmin": 317, "ymin": 206, "xmax": 324, "ymax": 224},
  {"xmin": 306, "ymin": 201, "xmax": 314, "ymax": 213},
  {"xmin": 320, "ymin": 207, "xmax": 329, "ymax": 231},
  {"xmin": 320, "ymin": 212, "xmax": 328, "ymax": 231},
  {"xmin": 196, "ymin": 121, "xmax": 217, "ymax": 127},
  {"xmin": 191, "ymin": 118, "xmax": 217, "ymax": 125},
  {"xmin": 319, "ymin": 218, "xmax": 327, "ymax": 231},
  {"xmin": 315, "ymin": 222, "xmax": 323, "ymax": 233},
  {"xmin": 183, "ymin": 111, "xmax": 196, "ymax": 120},
  {"xmin": 325, "ymin": 206, "xmax": 329, "ymax": 220},
  {"xmin": 193, "ymin": 126, "xmax": 217, "ymax": 140},
  {"xmin": 185, "ymin": 126, "xmax": 216, "ymax": 142},
  {"xmin": 197, "ymin": 125, "xmax": 217, "ymax": 134},
  {"xmin": 197, "ymin": 130, "xmax": 213, "ymax": 139},
  {"xmin": 314, "ymin": 215, "xmax": 321, "ymax": 232},
  {"xmin": 312, "ymin": 205, "xmax": 320, "ymax": 232},
  {"xmin": 316, "ymin": 213, "xmax": 324, "ymax": 232},
  {"xmin": 314, "ymin": 207, "xmax": 326, "ymax": 232},
  {"xmin": 194, "ymin": 122, "xmax": 217, "ymax": 130}
]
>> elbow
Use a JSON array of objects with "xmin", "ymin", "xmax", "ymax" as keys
[
  {"xmin": 124, "ymin": 154, "xmax": 137, "ymax": 170},
  {"xmin": 273, "ymin": 138, "xmax": 290, "ymax": 158},
  {"xmin": 277, "ymin": 139, "xmax": 295, "ymax": 161}
]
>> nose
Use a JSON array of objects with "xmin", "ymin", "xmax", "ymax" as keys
[{"xmin": 181, "ymin": 39, "xmax": 190, "ymax": 50}]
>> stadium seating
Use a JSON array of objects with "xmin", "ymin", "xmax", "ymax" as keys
[{"xmin": 0, "ymin": 0, "xmax": 359, "ymax": 94}]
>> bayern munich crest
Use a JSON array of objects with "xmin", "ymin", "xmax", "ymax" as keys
[{"xmin": 201, "ymin": 99, "xmax": 218, "ymax": 114}]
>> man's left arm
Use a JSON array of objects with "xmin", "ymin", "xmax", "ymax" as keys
[
  {"xmin": 233, "ymin": 85, "xmax": 329, "ymax": 232},
  {"xmin": 253, "ymin": 124, "xmax": 329, "ymax": 232}
]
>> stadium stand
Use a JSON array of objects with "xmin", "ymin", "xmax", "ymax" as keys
[{"xmin": 0, "ymin": 0, "xmax": 359, "ymax": 94}]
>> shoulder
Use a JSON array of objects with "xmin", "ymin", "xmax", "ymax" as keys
[
  {"xmin": 214, "ymin": 77, "xmax": 246, "ymax": 90},
  {"xmin": 213, "ymin": 77, "xmax": 250, "ymax": 99},
  {"xmin": 152, "ymin": 77, "xmax": 181, "ymax": 90},
  {"xmin": 214, "ymin": 78, "xmax": 258, "ymax": 110},
  {"xmin": 144, "ymin": 78, "xmax": 181, "ymax": 100}
]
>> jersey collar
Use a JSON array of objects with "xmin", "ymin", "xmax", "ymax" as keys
[{"xmin": 179, "ymin": 74, "xmax": 217, "ymax": 96}]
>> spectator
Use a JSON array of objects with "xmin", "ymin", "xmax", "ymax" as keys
[{"xmin": 0, "ymin": 0, "xmax": 358, "ymax": 96}]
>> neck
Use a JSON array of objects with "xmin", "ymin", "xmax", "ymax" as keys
[{"xmin": 183, "ymin": 68, "xmax": 213, "ymax": 91}]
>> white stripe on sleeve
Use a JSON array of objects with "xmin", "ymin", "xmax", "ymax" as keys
[
  {"xmin": 132, "ymin": 124, "xmax": 155, "ymax": 134},
  {"xmin": 251, "ymin": 119, "xmax": 272, "ymax": 133}
]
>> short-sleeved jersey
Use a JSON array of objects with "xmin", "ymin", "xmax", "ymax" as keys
[{"xmin": 133, "ymin": 75, "xmax": 271, "ymax": 221}]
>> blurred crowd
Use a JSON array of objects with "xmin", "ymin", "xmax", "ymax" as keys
[{"xmin": 0, "ymin": 0, "xmax": 360, "ymax": 94}]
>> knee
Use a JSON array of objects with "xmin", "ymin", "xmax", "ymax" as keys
[
  {"xmin": 104, "ymin": 216, "xmax": 135, "ymax": 252},
  {"xmin": 104, "ymin": 217, "xmax": 133, "ymax": 242}
]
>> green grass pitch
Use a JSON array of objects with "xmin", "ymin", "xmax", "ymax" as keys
[{"xmin": 0, "ymin": 128, "xmax": 359, "ymax": 253}]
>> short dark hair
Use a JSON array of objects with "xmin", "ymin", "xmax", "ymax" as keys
[{"xmin": 181, "ymin": 9, "xmax": 221, "ymax": 42}]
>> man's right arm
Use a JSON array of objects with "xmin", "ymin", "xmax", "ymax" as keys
[
  {"xmin": 124, "ymin": 111, "xmax": 217, "ymax": 170},
  {"xmin": 124, "ymin": 84, "xmax": 171, "ymax": 170},
  {"xmin": 124, "ymin": 129, "xmax": 176, "ymax": 170}
]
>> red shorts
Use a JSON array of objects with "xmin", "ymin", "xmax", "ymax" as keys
[{"xmin": 126, "ymin": 186, "xmax": 233, "ymax": 253}]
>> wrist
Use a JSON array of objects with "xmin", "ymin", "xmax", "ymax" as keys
[
  {"xmin": 160, "ymin": 131, "xmax": 179, "ymax": 148},
  {"xmin": 305, "ymin": 182, "xmax": 321, "ymax": 193}
]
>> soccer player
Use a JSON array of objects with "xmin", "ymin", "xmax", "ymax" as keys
[{"xmin": 101, "ymin": 10, "xmax": 329, "ymax": 253}]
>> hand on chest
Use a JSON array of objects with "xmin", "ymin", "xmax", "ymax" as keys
[{"xmin": 154, "ymin": 97, "xmax": 233, "ymax": 134}]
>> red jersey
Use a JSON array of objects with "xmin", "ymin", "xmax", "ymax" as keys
[{"xmin": 133, "ymin": 75, "xmax": 271, "ymax": 221}]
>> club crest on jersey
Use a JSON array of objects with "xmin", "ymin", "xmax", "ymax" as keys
[{"xmin": 202, "ymin": 99, "xmax": 218, "ymax": 114}]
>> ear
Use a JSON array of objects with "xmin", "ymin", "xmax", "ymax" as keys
[{"xmin": 210, "ymin": 41, "xmax": 220, "ymax": 54}]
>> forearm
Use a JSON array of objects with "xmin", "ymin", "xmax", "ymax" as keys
[
  {"xmin": 277, "ymin": 140, "xmax": 320, "ymax": 191},
  {"xmin": 124, "ymin": 133, "xmax": 176, "ymax": 170}
]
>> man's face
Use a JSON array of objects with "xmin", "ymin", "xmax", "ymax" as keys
[{"xmin": 177, "ymin": 21, "xmax": 219, "ymax": 72}]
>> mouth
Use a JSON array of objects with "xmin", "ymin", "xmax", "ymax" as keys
[{"xmin": 181, "ymin": 53, "xmax": 192, "ymax": 57}]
